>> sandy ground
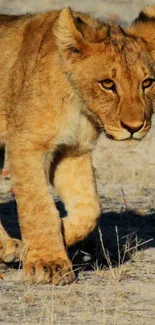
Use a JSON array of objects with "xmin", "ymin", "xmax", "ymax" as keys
[{"xmin": 0, "ymin": 0, "xmax": 155, "ymax": 324}]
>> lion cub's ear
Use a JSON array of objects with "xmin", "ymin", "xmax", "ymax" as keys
[
  {"xmin": 54, "ymin": 8, "xmax": 87, "ymax": 60},
  {"xmin": 130, "ymin": 5, "xmax": 155, "ymax": 58}
]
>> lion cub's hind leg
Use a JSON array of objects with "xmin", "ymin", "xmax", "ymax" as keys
[
  {"xmin": 0, "ymin": 221, "xmax": 22, "ymax": 264},
  {"xmin": 53, "ymin": 153, "xmax": 101, "ymax": 247}
]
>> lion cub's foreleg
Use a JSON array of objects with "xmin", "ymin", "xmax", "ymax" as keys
[
  {"xmin": 8, "ymin": 136, "xmax": 74, "ymax": 284},
  {"xmin": 53, "ymin": 153, "xmax": 101, "ymax": 247},
  {"xmin": 0, "ymin": 221, "xmax": 22, "ymax": 263}
]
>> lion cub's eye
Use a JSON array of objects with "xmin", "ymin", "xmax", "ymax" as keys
[
  {"xmin": 142, "ymin": 78, "xmax": 155, "ymax": 90},
  {"xmin": 99, "ymin": 79, "xmax": 115, "ymax": 91}
]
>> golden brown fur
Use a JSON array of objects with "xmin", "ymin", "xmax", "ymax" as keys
[
  {"xmin": 129, "ymin": 6, "xmax": 155, "ymax": 103},
  {"xmin": 130, "ymin": 5, "xmax": 155, "ymax": 56},
  {"xmin": 0, "ymin": 8, "xmax": 155, "ymax": 284},
  {"xmin": 0, "ymin": 221, "xmax": 22, "ymax": 263}
]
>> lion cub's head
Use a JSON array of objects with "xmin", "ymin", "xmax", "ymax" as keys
[{"xmin": 55, "ymin": 8, "xmax": 155, "ymax": 141}]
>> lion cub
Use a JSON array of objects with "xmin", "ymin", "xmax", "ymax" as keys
[{"xmin": 0, "ymin": 8, "xmax": 155, "ymax": 284}]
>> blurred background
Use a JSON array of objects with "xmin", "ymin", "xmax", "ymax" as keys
[
  {"xmin": 0, "ymin": 0, "xmax": 155, "ymax": 214},
  {"xmin": 0, "ymin": 0, "xmax": 154, "ymax": 24}
]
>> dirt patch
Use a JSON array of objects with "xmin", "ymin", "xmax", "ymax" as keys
[
  {"xmin": 0, "ymin": 249, "xmax": 155, "ymax": 325},
  {"xmin": 0, "ymin": 198, "xmax": 155, "ymax": 324}
]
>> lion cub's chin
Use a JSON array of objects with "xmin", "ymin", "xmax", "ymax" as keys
[
  {"xmin": 106, "ymin": 129, "xmax": 131, "ymax": 141},
  {"xmin": 107, "ymin": 129, "xmax": 149, "ymax": 141}
]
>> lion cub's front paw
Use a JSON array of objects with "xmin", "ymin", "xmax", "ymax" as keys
[
  {"xmin": 0, "ymin": 237, "xmax": 23, "ymax": 263},
  {"xmin": 24, "ymin": 251, "xmax": 75, "ymax": 285}
]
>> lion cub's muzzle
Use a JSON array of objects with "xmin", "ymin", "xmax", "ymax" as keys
[
  {"xmin": 122, "ymin": 118, "xmax": 150, "ymax": 140},
  {"xmin": 120, "ymin": 120, "xmax": 143, "ymax": 134},
  {"xmin": 120, "ymin": 119, "xmax": 150, "ymax": 140},
  {"xmin": 106, "ymin": 119, "xmax": 151, "ymax": 141}
]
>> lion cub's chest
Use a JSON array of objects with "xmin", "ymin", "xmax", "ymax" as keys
[{"xmin": 55, "ymin": 105, "xmax": 97, "ymax": 153}]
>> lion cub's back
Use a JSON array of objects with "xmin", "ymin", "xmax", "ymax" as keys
[
  {"xmin": 0, "ymin": 15, "xmax": 29, "ymax": 139},
  {"xmin": 0, "ymin": 14, "xmax": 31, "ymax": 98},
  {"xmin": 0, "ymin": 14, "xmax": 32, "ymax": 63}
]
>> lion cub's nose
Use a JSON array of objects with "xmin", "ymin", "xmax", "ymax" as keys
[{"xmin": 120, "ymin": 121, "xmax": 144, "ymax": 134}]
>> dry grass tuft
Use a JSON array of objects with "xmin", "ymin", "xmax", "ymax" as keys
[{"xmin": 96, "ymin": 227, "xmax": 153, "ymax": 282}]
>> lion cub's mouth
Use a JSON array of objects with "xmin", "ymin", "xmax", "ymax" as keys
[{"xmin": 104, "ymin": 123, "xmax": 151, "ymax": 141}]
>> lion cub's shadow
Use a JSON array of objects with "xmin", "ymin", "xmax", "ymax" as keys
[{"xmin": 0, "ymin": 199, "xmax": 155, "ymax": 274}]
